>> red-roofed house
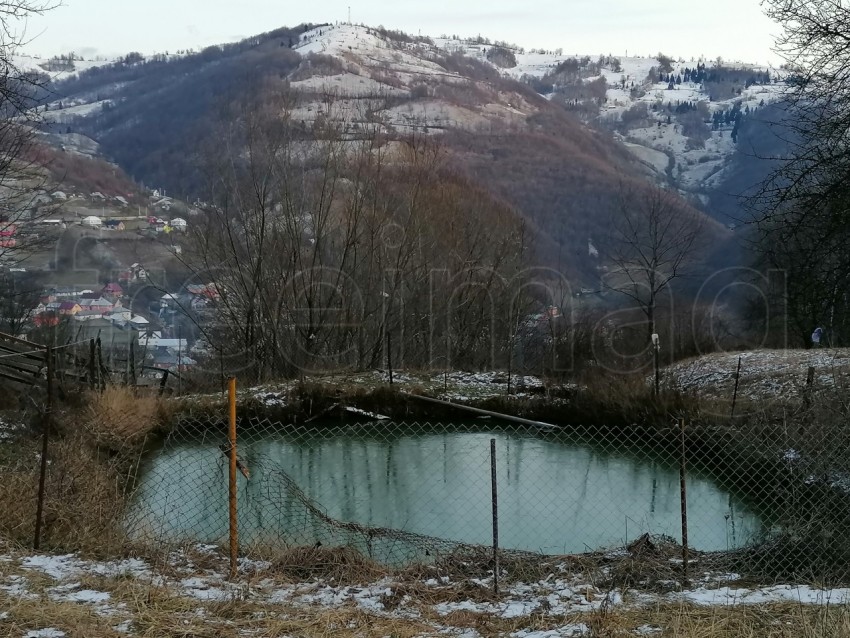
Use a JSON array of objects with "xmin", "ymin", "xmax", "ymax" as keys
[
  {"xmin": 34, "ymin": 313, "xmax": 60, "ymax": 327},
  {"xmin": 101, "ymin": 282, "xmax": 123, "ymax": 297}
]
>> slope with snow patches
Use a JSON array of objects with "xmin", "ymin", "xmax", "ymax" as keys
[
  {"xmin": 37, "ymin": 24, "xmax": 787, "ymax": 204},
  {"xmin": 292, "ymin": 25, "xmax": 787, "ymax": 199},
  {"xmin": 12, "ymin": 53, "xmax": 114, "ymax": 83},
  {"xmin": 433, "ymin": 36, "xmax": 787, "ymax": 199},
  {"xmin": 288, "ymin": 24, "xmax": 538, "ymax": 133},
  {"xmin": 2, "ymin": 545, "xmax": 850, "ymax": 637}
]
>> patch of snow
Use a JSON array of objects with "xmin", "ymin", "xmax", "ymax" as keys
[
  {"xmin": 344, "ymin": 406, "xmax": 390, "ymax": 420},
  {"xmin": 664, "ymin": 348, "xmax": 850, "ymax": 401},
  {"xmin": 24, "ymin": 630, "xmax": 65, "ymax": 638},
  {"xmin": 0, "ymin": 416, "xmax": 19, "ymax": 441},
  {"xmin": 21, "ymin": 554, "xmax": 80, "ymax": 579},
  {"xmin": 675, "ymin": 584, "xmax": 850, "ymax": 606},
  {"xmin": 512, "ymin": 624, "xmax": 589, "ymax": 638}
]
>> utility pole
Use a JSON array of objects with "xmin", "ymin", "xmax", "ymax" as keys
[{"xmin": 348, "ymin": 6, "xmax": 351, "ymax": 23}]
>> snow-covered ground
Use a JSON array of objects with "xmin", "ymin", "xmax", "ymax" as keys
[
  {"xmin": 244, "ymin": 369, "xmax": 546, "ymax": 410},
  {"xmin": 1, "ymin": 545, "xmax": 848, "ymax": 637},
  {"xmin": 664, "ymin": 348, "xmax": 850, "ymax": 400},
  {"xmin": 11, "ymin": 53, "xmax": 114, "ymax": 83}
]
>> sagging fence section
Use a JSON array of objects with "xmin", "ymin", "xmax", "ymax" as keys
[{"xmin": 123, "ymin": 381, "xmax": 850, "ymax": 586}]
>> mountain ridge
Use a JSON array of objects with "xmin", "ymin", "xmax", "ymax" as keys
[{"xmin": 32, "ymin": 22, "xmax": 747, "ymax": 282}]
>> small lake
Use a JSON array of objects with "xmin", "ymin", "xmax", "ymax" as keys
[{"xmin": 127, "ymin": 423, "xmax": 766, "ymax": 561}]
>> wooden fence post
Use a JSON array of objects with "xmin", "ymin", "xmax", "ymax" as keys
[
  {"xmin": 34, "ymin": 346, "xmax": 53, "ymax": 550},
  {"xmin": 88, "ymin": 339, "xmax": 96, "ymax": 390}
]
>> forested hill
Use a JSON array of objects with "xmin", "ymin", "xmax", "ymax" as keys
[{"xmin": 42, "ymin": 22, "xmax": 729, "ymax": 283}]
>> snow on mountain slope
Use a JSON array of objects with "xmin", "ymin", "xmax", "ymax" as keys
[
  {"xmin": 38, "ymin": 23, "xmax": 786, "ymax": 218},
  {"xmin": 285, "ymin": 24, "xmax": 542, "ymax": 133},
  {"xmin": 431, "ymin": 36, "xmax": 788, "ymax": 201},
  {"xmin": 12, "ymin": 53, "xmax": 114, "ymax": 82}
]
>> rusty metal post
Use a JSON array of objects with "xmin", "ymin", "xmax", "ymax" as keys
[
  {"xmin": 490, "ymin": 438, "xmax": 500, "ymax": 597},
  {"xmin": 34, "ymin": 346, "xmax": 53, "ymax": 550},
  {"xmin": 679, "ymin": 419, "xmax": 689, "ymax": 587},
  {"xmin": 228, "ymin": 377, "xmax": 238, "ymax": 579}
]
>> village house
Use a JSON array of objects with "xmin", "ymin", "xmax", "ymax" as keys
[
  {"xmin": 84, "ymin": 297, "xmax": 118, "ymax": 313},
  {"xmin": 58, "ymin": 301, "xmax": 81, "ymax": 316},
  {"xmin": 151, "ymin": 352, "xmax": 196, "ymax": 373},
  {"xmin": 49, "ymin": 287, "xmax": 78, "ymax": 298},
  {"xmin": 138, "ymin": 336, "xmax": 187, "ymax": 350},
  {"xmin": 105, "ymin": 308, "xmax": 132, "ymax": 323},
  {"xmin": 101, "ymin": 282, "xmax": 124, "ymax": 297},
  {"xmin": 73, "ymin": 310, "xmax": 106, "ymax": 322},
  {"xmin": 34, "ymin": 313, "xmax": 59, "ymax": 328},
  {"xmin": 117, "ymin": 264, "xmax": 148, "ymax": 286},
  {"xmin": 128, "ymin": 314, "xmax": 150, "ymax": 328}
]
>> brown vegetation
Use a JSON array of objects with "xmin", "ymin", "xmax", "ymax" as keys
[
  {"xmin": 0, "ymin": 388, "xmax": 172, "ymax": 554},
  {"xmin": 27, "ymin": 143, "xmax": 143, "ymax": 199}
]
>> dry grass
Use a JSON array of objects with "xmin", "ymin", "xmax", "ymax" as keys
[
  {"xmin": 2, "ymin": 540, "xmax": 850, "ymax": 637},
  {"xmin": 0, "ymin": 429, "xmax": 132, "ymax": 554},
  {"xmin": 76, "ymin": 386, "xmax": 174, "ymax": 452},
  {"xmin": 0, "ymin": 387, "xmax": 176, "ymax": 555},
  {"xmin": 264, "ymin": 545, "xmax": 387, "ymax": 585},
  {"xmin": 3, "ymin": 575, "xmax": 850, "ymax": 637}
]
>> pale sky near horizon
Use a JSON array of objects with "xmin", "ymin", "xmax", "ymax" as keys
[{"xmin": 18, "ymin": 0, "xmax": 783, "ymax": 66}]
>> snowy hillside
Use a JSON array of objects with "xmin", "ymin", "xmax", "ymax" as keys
[
  {"xmin": 287, "ymin": 24, "xmax": 539, "ymax": 133},
  {"xmin": 12, "ymin": 53, "xmax": 114, "ymax": 82},
  {"xmin": 430, "ymin": 35, "xmax": 787, "ymax": 202},
  {"xmin": 39, "ymin": 22, "xmax": 787, "ymax": 196}
]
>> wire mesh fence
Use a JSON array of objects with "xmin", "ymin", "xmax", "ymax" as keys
[{"xmin": 124, "ymin": 405, "xmax": 850, "ymax": 584}]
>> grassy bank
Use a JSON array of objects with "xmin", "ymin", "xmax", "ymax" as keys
[{"xmin": 2, "ymin": 542, "xmax": 850, "ymax": 638}]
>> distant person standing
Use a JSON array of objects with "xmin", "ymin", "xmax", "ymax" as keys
[{"xmin": 812, "ymin": 326, "xmax": 824, "ymax": 347}]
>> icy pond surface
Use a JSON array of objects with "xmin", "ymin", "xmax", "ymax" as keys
[{"xmin": 128, "ymin": 423, "xmax": 765, "ymax": 559}]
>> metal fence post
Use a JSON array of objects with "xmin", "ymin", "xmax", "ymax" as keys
[
  {"xmin": 96, "ymin": 337, "xmax": 105, "ymax": 391},
  {"xmin": 387, "ymin": 331, "xmax": 393, "ymax": 385},
  {"xmin": 730, "ymin": 356, "xmax": 742, "ymax": 419},
  {"xmin": 490, "ymin": 438, "xmax": 500, "ymax": 597},
  {"xmin": 679, "ymin": 419, "xmax": 689, "ymax": 587},
  {"xmin": 34, "ymin": 346, "xmax": 53, "ymax": 550},
  {"xmin": 129, "ymin": 341, "xmax": 136, "ymax": 387},
  {"xmin": 88, "ymin": 339, "xmax": 96, "ymax": 390},
  {"xmin": 228, "ymin": 377, "xmax": 238, "ymax": 579}
]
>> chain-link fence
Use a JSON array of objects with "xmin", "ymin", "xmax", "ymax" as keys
[{"xmin": 124, "ymin": 403, "xmax": 850, "ymax": 584}]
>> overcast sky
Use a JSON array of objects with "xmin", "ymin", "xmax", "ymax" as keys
[{"xmin": 19, "ymin": 0, "xmax": 782, "ymax": 66}]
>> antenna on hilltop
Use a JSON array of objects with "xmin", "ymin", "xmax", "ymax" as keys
[{"xmin": 348, "ymin": 6, "xmax": 351, "ymax": 24}]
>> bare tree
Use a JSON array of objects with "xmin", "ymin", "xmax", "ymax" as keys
[
  {"xmin": 604, "ymin": 184, "xmax": 706, "ymax": 343},
  {"xmin": 0, "ymin": 1, "xmax": 59, "ymax": 264},
  {"xmin": 753, "ymin": 1, "xmax": 850, "ymax": 345},
  {"xmin": 183, "ymin": 88, "xmax": 530, "ymax": 381}
]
